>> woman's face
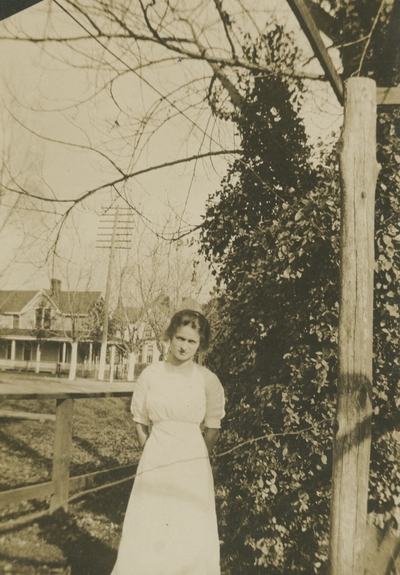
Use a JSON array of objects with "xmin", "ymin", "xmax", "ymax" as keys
[{"xmin": 169, "ymin": 324, "xmax": 200, "ymax": 365}]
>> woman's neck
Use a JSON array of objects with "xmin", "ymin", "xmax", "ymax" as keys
[{"xmin": 166, "ymin": 356, "xmax": 194, "ymax": 369}]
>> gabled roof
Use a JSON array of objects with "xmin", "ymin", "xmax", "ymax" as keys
[
  {"xmin": 0, "ymin": 288, "xmax": 102, "ymax": 316},
  {"xmin": 47, "ymin": 291, "xmax": 102, "ymax": 315},
  {"xmin": 113, "ymin": 305, "xmax": 142, "ymax": 325},
  {"xmin": 124, "ymin": 306, "xmax": 142, "ymax": 323},
  {"xmin": 0, "ymin": 291, "xmax": 41, "ymax": 313}
]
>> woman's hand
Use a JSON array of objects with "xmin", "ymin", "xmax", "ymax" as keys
[
  {"xmin": 135, "ymin": 422, "xmax": 149, "ymax": 448},
  {"xmin": 204, "ymin": 428, "xmax": 220, "ymax": 457}
]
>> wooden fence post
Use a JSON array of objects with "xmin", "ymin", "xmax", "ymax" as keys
[
  {"xmin": 329, "ymin": 77, "xmax": 380, "ymax": 575},
  {"xmin": 50, "ymin": 398, "xmax": 74, "ymax": 512}
]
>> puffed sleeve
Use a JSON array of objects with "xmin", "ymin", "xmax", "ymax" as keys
[
  {"xmin": 131, "ymin": 368, "xmax": 151, "ymax": 425},
  {"xmin": 204, "ymin": 371, "xmax": 225, "ymax": 428}
]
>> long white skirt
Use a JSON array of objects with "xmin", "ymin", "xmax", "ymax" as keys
[{"xmin": 111, "ymin": 421, "xmax": 221, "ymax": 575}]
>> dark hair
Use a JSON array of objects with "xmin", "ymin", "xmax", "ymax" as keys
[{"xmin": 164, "ymin": 309, "xmax": 211, "ymax": 352}]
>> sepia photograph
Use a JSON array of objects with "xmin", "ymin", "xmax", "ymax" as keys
[{"xmin": 0, "ymin": 1, "xmax": 399, "ymax": 574}]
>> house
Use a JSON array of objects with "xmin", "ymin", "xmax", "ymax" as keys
[
  {"xmin": 111, "ymin": 295, "xmax": 203, "ymax": 379},
  {"xmin": 111, "ymin": 302, "xmax": 162, "ymax": 380},
  {"xmin": 121, "ymin": 306, "xmax": 162, "ymax": 365},
  {"xmin": 0, "ymin": 279, "xmax": 102, "ymax": 375}
]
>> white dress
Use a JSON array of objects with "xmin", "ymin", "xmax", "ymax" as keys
[{"xmin": 111, "ymin": 360, "xmax": 225, "ymax": 575}]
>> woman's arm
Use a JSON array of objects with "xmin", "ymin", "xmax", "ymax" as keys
[
  {"xmin": 135, "ymin": 422, "xmax": 149, "ymax": 448},
  {"xmin": 204, "ymin": 428, "xmax": 220, "ymax": 456}
]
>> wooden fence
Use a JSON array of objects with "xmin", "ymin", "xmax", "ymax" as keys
[
  {"xmin": 2, "ymin": 376, "xmax": 400, "ymax": 573},
  {"xmin": 0, "ymin": 377, "xmax": 136, "ymax": 527}
]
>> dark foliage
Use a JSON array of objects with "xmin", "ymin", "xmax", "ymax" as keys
[{"xmin": 200, "ymin": 7, "xmax": 400, "ymax": 573}]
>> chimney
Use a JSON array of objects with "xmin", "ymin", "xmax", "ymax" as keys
[{"xmin": 50, "ymin": 278, "xmax": 61, "ymax": 298}]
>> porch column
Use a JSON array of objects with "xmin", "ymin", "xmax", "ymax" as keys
[
  {"xmin": 35, "ymin": 343, "xmax": 41, "ymax": 374},
  {"xmin": 11, "ymin": 340, "xmax": 16, "ymax": 362},
  {"xmin": 62, "ymin": 342, "xmax": 67, "ymax": 365}
]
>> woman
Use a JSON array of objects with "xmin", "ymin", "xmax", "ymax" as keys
[{"xmin": 111, "ymin": 309, "xmax": 225, "ymax": 575}]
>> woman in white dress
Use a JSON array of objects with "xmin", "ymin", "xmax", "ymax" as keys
[{"xmin": 111, "ymin": 309, "xmax": 225, "ymax": 575}]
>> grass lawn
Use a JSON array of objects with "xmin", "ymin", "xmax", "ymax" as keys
[
  {"xmin": 0, "ymin": 378, "xmax": 231, "ymax": 575},
  {"xmin": 0, "ymin": 485, "xmax": 134, "ymax": 575},
  {"xmin": 0, "ymin": 392, "xmax": 140, "ymax": 575}
]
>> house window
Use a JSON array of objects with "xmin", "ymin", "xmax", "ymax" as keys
[
  {"xmin": 144, "ymin": 326, "xmax": 152, "ymax": 339},
  {"xmin": 12, "ymin": 315, "xmax": 20, "ymax": 329},
  {"xmin": 146, "ymin": 348, "xmax": 154, "ymax": 364},
  {"xmin": 23, "ymin": 344, "xmax": 32, "ymax": 362}
]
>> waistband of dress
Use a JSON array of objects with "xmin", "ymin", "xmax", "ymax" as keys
[{"xmin": 152, "ymin": 420, "xmax": 201, "ymax": 429}]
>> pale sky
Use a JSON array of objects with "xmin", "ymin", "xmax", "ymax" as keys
[{"xmin": 0, "ymin": 0, "xmax": 342, "ymax": 294}]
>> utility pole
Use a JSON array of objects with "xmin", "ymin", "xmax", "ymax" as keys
[
  {"xmin": 97, "ymin": 207, "xmax": 119, "ymax": 381},
  {"xmin": 96, "ymin": 205, "xmax": 132, "ymax": 381}
]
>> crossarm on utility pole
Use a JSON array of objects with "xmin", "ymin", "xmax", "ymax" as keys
[{"xmin": 98, "ymin": 207, "xmax": 119, "ymax": 381}]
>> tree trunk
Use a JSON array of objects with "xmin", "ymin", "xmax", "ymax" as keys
[
  {"xmin": 68, "ymin": 341, "xmax": 78, "ymax": 381},
  {"xmin": 127, "ymin": 351, "xmax": 136, "ymax": 382},
  {"xmin": 109, "ymin": 344, "xmax": 116, "ymax": 383},
  {"xmin": 98, "ymin": 341, "xmax": 107, "ymax": 381},
  {"xmin": 329, "ymin": 77, "xmax": 379, "ymax": 575},
  {"xmin": 88, "ymin": 342, "xmax": 93, "ymax": 373}
]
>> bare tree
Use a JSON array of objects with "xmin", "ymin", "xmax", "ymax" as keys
[
  {"xmin": 46, "ymin": 242, "xmax": 105, "ymax": 380},
  {"xmin": 0, "ymin": 93, "xmax": 58, "ymax": 287},
  {"xmin": 112, "ymin": 214, "xmax": 212, "ymax": 379},
  {"xmin": 0, "ymin": 0, "xmax": 324, "ymax": 249},
  {"xmin": 0, "ymin": 1, "xmax": 338, "ymax": 383}
]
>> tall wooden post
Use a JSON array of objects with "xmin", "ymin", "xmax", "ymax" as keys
[{"xmin": 329, "ymin": 77, "xmax": 380, "ymax": 575}]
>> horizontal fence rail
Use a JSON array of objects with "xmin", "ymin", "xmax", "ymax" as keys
[
  {"xmin": 0, "ymin": 464, "xmax": 137, "ymax": 509},
  {"xmin": 0, "ymin": 376, "xmax": 135, "ymax": 528}
]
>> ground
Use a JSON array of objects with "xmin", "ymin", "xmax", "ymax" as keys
[
  {"xmin": 0, "ymin": 372, "xmax": 139, "ymax": 575},
  {"xmin": 0, "ymin": 485, "xmax": 131, "ymax": 575},
  {"xmin": 0, "ymin": 373, "xmax": 230, "ymax": 575}
]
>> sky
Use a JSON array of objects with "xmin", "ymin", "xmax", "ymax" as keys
[{"xmin": 0, "ymin": 0, "xmax": 343, "ymax": 296}]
